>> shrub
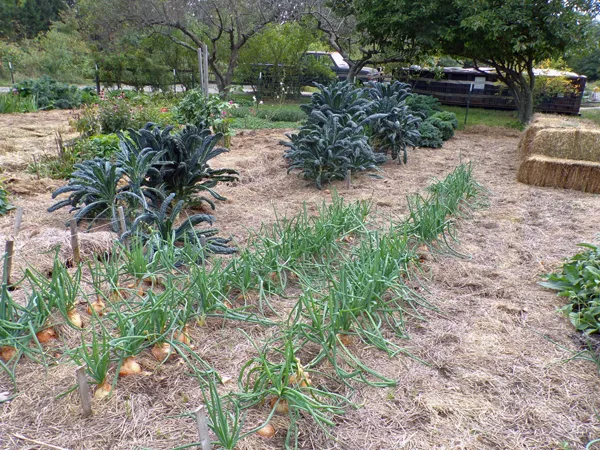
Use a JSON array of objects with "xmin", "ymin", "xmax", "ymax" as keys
[
  {"xmin": 431, "ymin": 111, "xmax": 458, "ymax": 130},
  {"xmin": 406, "ymin": 93, "xmax": 442, "ymax": 118},
  {"xmin": 13, "ymin": 76, "xmax": 82, "ymax": 110},
  {"xmin": 174, "ymin": 90, "xmax": 236, "ymax": 128},
  {"xmin": 425, "ymin": 116, "xmax": 455, "ymax": 141},
  {"xmin": 282, "ymin": 113, "xmax": 385, "ymax": 189},
  {"xmin": 98, "ymin": 97, "xmax": 134, "ymax": 134},
  {"xmin": 74, "ymin": 134, "xmax": 121, "ymax": 160},
  {"xmin": 417, "ymin": 121, "xmax": 443, "ymax": 148}
]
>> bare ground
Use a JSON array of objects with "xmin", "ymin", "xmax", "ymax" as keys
[{"xmin": 1, "ymin": 112, "xmax": 599, "ymax": 450}]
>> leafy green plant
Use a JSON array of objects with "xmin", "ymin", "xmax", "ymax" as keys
[
  {"xmin": 0, "ymin": 180, "xmax": 14, "ymax": 216},
  {"xmin": 430, "ymin": 111, "xmax": 459, "ymax": 130},
  {"xmin": 126, "ymin": 124, "xmax": 238, "ymax": 209},
  {"xmin": 282, "ymin": 113, "xmax": 385, "ymax": 189},
  {"xmin": 406, "ymin": 93, "xmax": 443, "ymax": 118},
  {"xmin": 541, "ymin": 243, "xmax": 600, "ymax": 334},
  {"xmin": 417, "ymin": 121, "xmax": 444, "ymax": 148},
  {"xmin": 48, "ymin": 158, "xmax": 124, "ymax": 230},
  {"xmin": 123, "ymin": 193, "xmax": 236, "ymax": 256},
  {"xmin": 425, "ymin": 116, "xmax": 455, "ymax": 141},
  {"xmin": 0, "ymin": 92, "xmax": 37, "ymax": 113},
  {"xmin": 301, "ymin": 81, "xmax": 370, "ymax": 120},
  {"xmin": 174, "ymin": 91, "xmax": 237, "ymax": 129},
  {"xmin": 13, "ymin": 76, "xmax": 82, "ymax": 110}
]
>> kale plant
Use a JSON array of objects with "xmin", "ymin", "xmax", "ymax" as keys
[{"xmin": 282, "ymin": 113, "xmax": 385, "ymax": 189}]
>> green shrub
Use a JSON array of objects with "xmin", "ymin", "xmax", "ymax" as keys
[
  {"xmin": 98, "ymin": 97, "xmax": 134, "ymax": 134},
  {"xmin": 541, "ymin": 243, "xmax": 600, "ymax": 334},
  {"xmin": 74, "ymin": 134, "xmax": 121, "ymax": 160},
  {"xmin": 174, "ymin": 90, "xmax": 235, "ymax": 128},
  {"xmin": 13, "ymin": 76, "xmax": 82, "ymax": 110},
  {"xmin": 425, "ymin": 116, "xmax": 455, "ymax": 141},
  {"xmin": 406, "ymin": 93, "xmax": 442, "ymax": 118},
  {"xmin": 431, "ymin": 111, "xmax": 458, "ymax": 130},
  {"xmin": 417, "ymin": 121, "xmax": 443, "ymax": 148}
]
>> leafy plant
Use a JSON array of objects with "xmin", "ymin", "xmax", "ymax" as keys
[
  {"xmin": 0, "ymin": 180, "xmax": 14, "ymax": 216},
  {"xmin": 301, "ymin": 81, "xmax": 370, "ymax": 121},
  {"xmin": 417, "ymin": 121, "xmax": 444, "ymax": 148},
  {"xmin": 0, "ymin": 92, "xmax": 37, "ymax": 113},
  {"xmin": 282, "ymin": 113, "xmax": 385, "ymax": 189},
  {"xmin": 406, "ymin": 93, "xmax": 443, "ymax": 118},
  {"xmin": 425, "ymin": 116, "xmax": 455, "ymax": 141},
  {"xmin": 430, "ymin": 111, "xmax": 458, "ymax": 130},
  {"xmin": 48, "ymin": 158, "xmax": 124, "ymax": 230},
  {"xmin": 13, "ymin": 76, "xmax": 82, "ymax": 110},
  {"xmin": 542, "ymin": 243, "xmax": 600, "ymax": 334},
  {"xmin": 123, "ymin": 193, "xmax": 236, "ymax": 256}
]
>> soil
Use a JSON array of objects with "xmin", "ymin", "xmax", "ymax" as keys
[{"xmin": 1, "ymin": 111, "xmax": 599, "ymax": 450}]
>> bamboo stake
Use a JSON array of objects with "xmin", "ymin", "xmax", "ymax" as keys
[
  {"xmin": 194, "ymin": 405, "xmax": 212, "ymax": 450},
  {"xmin": 12, "ymin": 207, "xmax": 23, "ymax": 238},
  {"xmin": 75, "ymin": 365, "xmax": 92, "ymax": 418},
  {"xmin": 345, "ymin": 169, "xmax": 351, "ymax": 189}
]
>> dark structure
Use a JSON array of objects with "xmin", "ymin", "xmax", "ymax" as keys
[{"xmin": 396, "ymin": 67, "xmax": 586, "ymax": 115}]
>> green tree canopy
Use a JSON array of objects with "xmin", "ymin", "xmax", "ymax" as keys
[{"xmin": 355, "ymin": 0, "xmax": 598, "ymax": 123}]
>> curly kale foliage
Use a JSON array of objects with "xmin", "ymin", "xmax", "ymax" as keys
[
  {"xmin": 123, "ymin": 193, "xmax": 236, "ymax": 256},
  {"xmin": 48, "ymin": 158, "xmax": 124, "ymax": 229},
  {"xmin": 417, "ymin": 121, "xmax": 444, "ymax": 148},
  {"xmin": 282, "ymin": 113, "xmax": 385, "ymax": 189}
]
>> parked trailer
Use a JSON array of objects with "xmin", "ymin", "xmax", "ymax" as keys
[{"xmin": 396, "ymin": 67, "xmax": 586, "ymax": 115}]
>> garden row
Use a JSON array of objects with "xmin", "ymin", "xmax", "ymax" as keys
[{"xmin": 1, "ymin": 163, "xmax": 486, "ymax": 448}]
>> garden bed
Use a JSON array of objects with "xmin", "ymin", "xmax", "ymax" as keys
[{"xmin": 0, "ymin": 111, "xmax": 599, "ymax": 449}]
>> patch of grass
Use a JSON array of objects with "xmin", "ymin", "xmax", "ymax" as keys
[
  {"xmin": 580, "ymin": 108, "xmax": 600, "ymax": 127},
  {"xmin": 230, "ymin": 115, "xmax": 301, "ymax": 130},
  {"xmin": 442, "ymin": 105, "xmax": 522, "ymax": 130},
  {"xmin": 0, "ymin": 93, "xmax": 37, "ymax": 113}
]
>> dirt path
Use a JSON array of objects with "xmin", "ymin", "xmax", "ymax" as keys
[{"xmin": 0, "ymin": 113, "xmax": 599, "ymax": 449}]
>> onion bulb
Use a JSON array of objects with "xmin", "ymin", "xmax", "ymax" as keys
[
  {"xmin": 87, "ymin": 298, "xmax": 106, "ymax": 316},
  {"xmin": 151, "ymin": 342, "xmax": 172, "ymax": 361},
  {"xmin": 94, "ymin": 380, "xmax": 112, "ymax": 399},
  {"xmin": 67, "ymin": 308, "xmax": 83, "ymax": 328},
  {"xmin": 176, "ymin": 326, "xmax": 190, "ymax": 345},
  {"xmin": 269, "ymin": 396, "xmax": 289, "ymax": 414},
  {"xmin": 119, "ymin": 356, "xmax": 142, "ymax": 377},
  {"xmin": 256, "ymin": 423, "xmax": 276, "ymax": 438},
  {"xmin": 289, "ymin": 373, "xmax": 311, "ymax": 388},
  {"xmin": 36, "ymin": 327, "xmax": 57, "ymax": 343},
  {"xmin": 337, "ymin": 333, "xmax": 353, "ymax": 346},
  {"xmin": 0, "ymin": 346, "xmax": 17, "ymax": 362}
]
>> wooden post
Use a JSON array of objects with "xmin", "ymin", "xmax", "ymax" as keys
[
  {"xmin": 75, "ymin": 365, "xmax": 92, "ymax": 418},
  {"xmin": 32, "ymin": 154, "xmax": 40, "ymax": 180},
  {"xmin": 203, "ymin": 44, "xmax": 209, "ymax": 96},
  {"xmin": 117, "ymin": 206, "xmax": 127, "ymax": 237},
  {"xmin": 199, "ymin": 234, "xmax": 207, "ymax": 264},
  {"xmin": 198, "ymin": 48, "xmax": 205, "ymax": 97},
  {"xmin": 3, "ymin": 240, "xmax": 14, "ymax": 287},
  {"xmin": 194, "ymin": 405, "xmax": 212, "ymax": 450},
  {"xmin": 70, "ymin": 220, "xmax": 81, "ymax": 264},
  {"xmin": 345, "ymin": 169, "xmax": 351, "ymax": 189}
]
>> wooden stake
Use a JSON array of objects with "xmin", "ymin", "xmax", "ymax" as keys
[
  {"xmin": 3, "ymin": 240, "xmax": 14, "ymax": 286},
  {"xmin": 345, "ymin": 169, "xmax": 351, "ymax": 189},
  {"xmin": 194, "ymin": 405, "xmax": 212, "ymax": 450},
  {"xmin": 75, "ymin": 365, "xmax": 92, "ymax": 418},
  {"xmin": 203, "ymin": 44, "xmax": 209, "ymax": 96},
  {"xmin": 117, "ymin": 206, "xmax": 127, "ymax": 237},
  {"xmin": 70, "ymin": 220, "xmax": 81, "ymax": 264},
  {"xmin": 32, "ymin": 154, "xmax": 40, "ymax": 180}
]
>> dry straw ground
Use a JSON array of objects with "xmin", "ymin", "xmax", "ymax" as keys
[{"xmin": 0, "ymin": 112, "xmax": 599, "ymax": 450}]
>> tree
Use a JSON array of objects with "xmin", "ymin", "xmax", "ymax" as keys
[
  {"xmin": 307, "ymin": 0, "xmax": 417, "ymax": 82},
  {"xmin": 355, "ymin": 0, "xmax": 599, "ymax": 123},
  {"xmin": 98, "ymin": 0, "xmax": 299, "ymax": 93},
  {"xmin": 568, "ymin": 22, "xmax": 600, "ymax": 81}
]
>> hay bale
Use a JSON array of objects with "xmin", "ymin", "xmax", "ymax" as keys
[
  {"xmin": 0, "ymin": 228, "xmax": 117, "ymax": 276},
  {"xmin": 517, "ymin": 115, "xmax": 600, "ymax": 193}
]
